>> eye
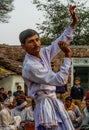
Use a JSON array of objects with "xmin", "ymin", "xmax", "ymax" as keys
[
  {"xmin": 27, "ymin": 39, "xmax": 34, "ymax": 44},
  {"xmin": 36, "ymin": 38, "xmax": 39, "ymax": 42}
]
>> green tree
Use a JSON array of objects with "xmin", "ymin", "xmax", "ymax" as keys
[
  {"xmin": 40, "ymin": 36, "xmax": 53, "ymax": 45},
  {"xmin": 0, "ymin": 0, "xmax": 14, "ymax": 23},
  {"xmin": 33, "ymin": 0, "xmax": 89, "ymax": 45}
]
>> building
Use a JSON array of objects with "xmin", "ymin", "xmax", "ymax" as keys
[
  {"xmin": 0, "ymin": 44, "xmax": 89, "ymax": 95},
  {"xmin": 0, "ymin": 44, "xmax": 25, "ymax": 93}
]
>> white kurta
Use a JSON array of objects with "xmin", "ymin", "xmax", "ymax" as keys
[
  {"xmin": 22, "ymin": 26, "xmax": 75, "ymax": 130},
  {"xmin": 22, "ymin": 26, "xmax": 74, "ymax": 98},
  {"xmin": 0, "ymin": 107, "xmax": 18, "ymax": 130}
]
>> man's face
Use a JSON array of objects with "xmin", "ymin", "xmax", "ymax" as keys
[
  {"xmin": 17, "ymin": 86, "xmax": 21, "ymax": 92},
  {"xmin": 22, "ymin": 34, "xmax": 41, "ymax": 58},
  {"xmin": 74, "ymin": 80, "xmax": 80, "ymax": 86},
  {"xmin": 65, "ymin": 100, "xmax": 71, "ymax": 108},
  {"xmin": 86, "ymin": 99, "xmax": 89, "ymax": 108}
]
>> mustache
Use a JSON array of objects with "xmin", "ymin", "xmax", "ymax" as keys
[{"xmin": 33, "ymin": 46, "xmax": 40, "ymax": 49}]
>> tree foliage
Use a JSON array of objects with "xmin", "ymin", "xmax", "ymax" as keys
[
  {"xmin": 0, "ymin": 0, "xmax": 14, "ymax": 23},
  {"xmin": 33, "ymin": 0, "xmax": 89, "ymax": 45}
]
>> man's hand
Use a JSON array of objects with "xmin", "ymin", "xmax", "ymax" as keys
[
  {"xmin": 58, "ymin": 41, "xmax": 72, "ymax": 58},
  {"xmin": 70, "ymin": 6, "xmax": 78, "ymax": 28}
]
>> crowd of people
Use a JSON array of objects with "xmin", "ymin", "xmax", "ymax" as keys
[
  {"xmin": 0, "ymin": 84, "xmax": 89, "ymax": 130},
  {"xmin": 0, "ymin": 85, "xmax": 35, "ymax": 130}
]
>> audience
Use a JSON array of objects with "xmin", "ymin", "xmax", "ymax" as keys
[{"xmin": 2, "ymin": 86, "xmax": 89, "ymax": 130}]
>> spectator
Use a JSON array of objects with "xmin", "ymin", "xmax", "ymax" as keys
[
  {"xmin": 0, "ymin": 99, "xmax": 4, "ymax": 111},
  {"xmin": 27, "ymin": 99, "xmax": 35, "ymax": 121},
  {"xmin": 8, "ymin": 90, "xmax": 14, "ymax": 103},
  {"xmin": 81, "ymin": 91, "xmax": 89, "ymax": 130},
  {"xmin": 64, "ymin": 96, "xmax": 82, "ymax": 129},
  {"xmin": 15, "ymin": 90, "xmax": 26, "ymax": 102},
  {"xmin": 12, "ymin": 99, "xmax": 34, "ymax": 130},
  {"xmin": 0, "ymin": 87, "xmax": 7, "ymax": 102},
  {"xmin": 0, "ymin": 98, "xmax": 21, "ymax": 130},
  {"xmin": 70, "ymin": 76, "xmax": 84, "ymax": 111},
  {"xmin": 12, "ymin": 99, "xmax": 17, "ymax": 109},
  {"xmin": 13, "ymin": 85, "xmax": 22, "ymax": 97},
  {"xmin": 56, "ymin": 84, "xmax": 68, "ymax": 102}
]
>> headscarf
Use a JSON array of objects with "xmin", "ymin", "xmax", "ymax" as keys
[
  {"xmin": 3, "ymin": 98, "xmax": 12, "ymax": 106},
  {"xmin": 16, "ymin": 99, "xmax": 27, "ymax": 109}
]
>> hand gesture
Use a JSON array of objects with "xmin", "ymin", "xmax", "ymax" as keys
[
  {"xmin": 69, "ymin": 6, "xmax": 78, "ymax": 28},
  {"xmin": 58, "ymin": 41, "xmax": 72, "ymax": 58}
]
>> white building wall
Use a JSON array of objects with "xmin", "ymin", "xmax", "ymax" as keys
[{"xmin": 0, "ymin": 75, "xmax": 24, "ymax": 93}]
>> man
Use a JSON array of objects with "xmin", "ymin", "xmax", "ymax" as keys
[
  {"xmin": 19, "ymin": 6, "xmax": 78, "ymax": 130},
  {"xmin": 27, "ymin": 99, "xmax": 35, "ymax": 121},
  {"xmin": 12, "ymin": 99, "xmax": 34, "ymax": 130},
  {"xmin": 0, "ymin": 99, "xmax": 4, "ymax": 111},
  {"xmin": 64, "ymin": 96, "xmax": 82, "ymax": 129},
  {"xmin": 13, "ymin": 85, "xmax": 22, "ymax": 97},
  {"xmin": 70, "ymin": 76, "xmax": 84, "ymax": 111},
  {"xmin": 81, "ymin": 91, "xmax": 89, "ymax": 130},
  {"xmin": 0, "ymin": 98, "xmax": 21, "ymax": 130},
  {"xmin": 0, "ymin": 87, "xmax": 7, "ymax": 102}
]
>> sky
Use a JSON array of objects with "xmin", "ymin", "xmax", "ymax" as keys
[
  {"xmin": 0, "ymin": 0, "xmax": 89, "ymax": 45},
  {"xmin": 0, "ymin": 0, "xmax": 43, "ymax": 45}
]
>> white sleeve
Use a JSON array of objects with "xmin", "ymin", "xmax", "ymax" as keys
[
  {"xmin": 45, "ymin": 26, "xmax": 74, "ymax": 60},
  {"xmin": 22, "ymin": 58, "xmax": 71, "ymax": 86}
]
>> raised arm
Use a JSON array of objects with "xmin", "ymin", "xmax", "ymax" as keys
[
  {"xmin": 69, "ymin": 6, "xmax": 78, "ymax": 28},
  {"xmin": 45, "ymin": 6, "xmax": 78, "ymax": 60}
]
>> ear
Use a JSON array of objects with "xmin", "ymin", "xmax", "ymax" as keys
[{"xmin": 21, "ymin": 44, "xmax": 26, "ymax": 50}]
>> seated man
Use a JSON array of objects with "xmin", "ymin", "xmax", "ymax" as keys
[
  {"xmin": 81, "ymin": 91, "xmax": 89, "ymax": 130},
  {"xmin": 64, "ymin": 96, "xmax": 82, "ymax": 129},
  {"xmin": 12, "ymin": 99, "xmax": 34, "ymax": 130},
  {"xmin": 7, "ymin": 90, "xmax": 14, "ymax": 103},
  {"xmin": 0, "ymin": 98, "xmax": 21, "ymax": 130},
  {"xmin": 13, "ymin": 85, "xmax": 23, "ymax": 97},
  {"xmin": 27, "ymin": 99, "xmax": 35, "ymax": 121},
  {"xmin": 0, "ymin": 87, "xmax": 7, "ymax": 102},
  {"xmin": 0, "ymin": 99, "xmax": 4, "ymax": 111}
]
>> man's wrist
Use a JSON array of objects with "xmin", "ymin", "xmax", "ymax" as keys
[
  {"xmin": 70, "ymin": 22, "xmax": 77, "ymax": 28},
  {"xmin": 65, "ymin": 53, "xmax": 72, "ymax": 58}
]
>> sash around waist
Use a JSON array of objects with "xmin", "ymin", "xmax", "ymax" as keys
[{"xmin": 34, "ymin": 90, "xmax": 56, "ymax": 103}]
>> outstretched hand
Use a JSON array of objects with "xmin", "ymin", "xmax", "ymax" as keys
[
  {"xmin": 69, "ymin": 5, "xmax": 76, "ymax": 17},
  {"xmin": 69, "ymin": 5, "xmax": 78, "ymax": 28},
  {"xmin": 58, "ymin": 41, "xmax": 72, "ymax": 58}
]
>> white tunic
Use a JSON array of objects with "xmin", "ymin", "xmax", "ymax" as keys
[
  {"xmin": 22, "ymin": 26, "xmax": 75, "ymax": 130},
  {"xmin": 22, "ymin": 26, "xmax": 74, "ymax": 98}
]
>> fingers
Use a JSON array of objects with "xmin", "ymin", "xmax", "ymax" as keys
[
  {"xmin": 70, "ymin": 5, "xmax": 76, "ymax": 10},
  {"xmin": 69, "ymin": 5, "xmax": 76, "ymax": 12},
  {"xmin": 58, "ymin": 41, "xmax": 68, "ymax": 52},
  {"xmin": 58, "ymin": 41, "xmax": 72, "ymax": 58},
  {"xmin": 69, "ymin": 5, "xmax": 76, "ymax": 15},
  {"xmin": 58, "ymin": 41, "xmax": 68, "ymax": 48}
]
